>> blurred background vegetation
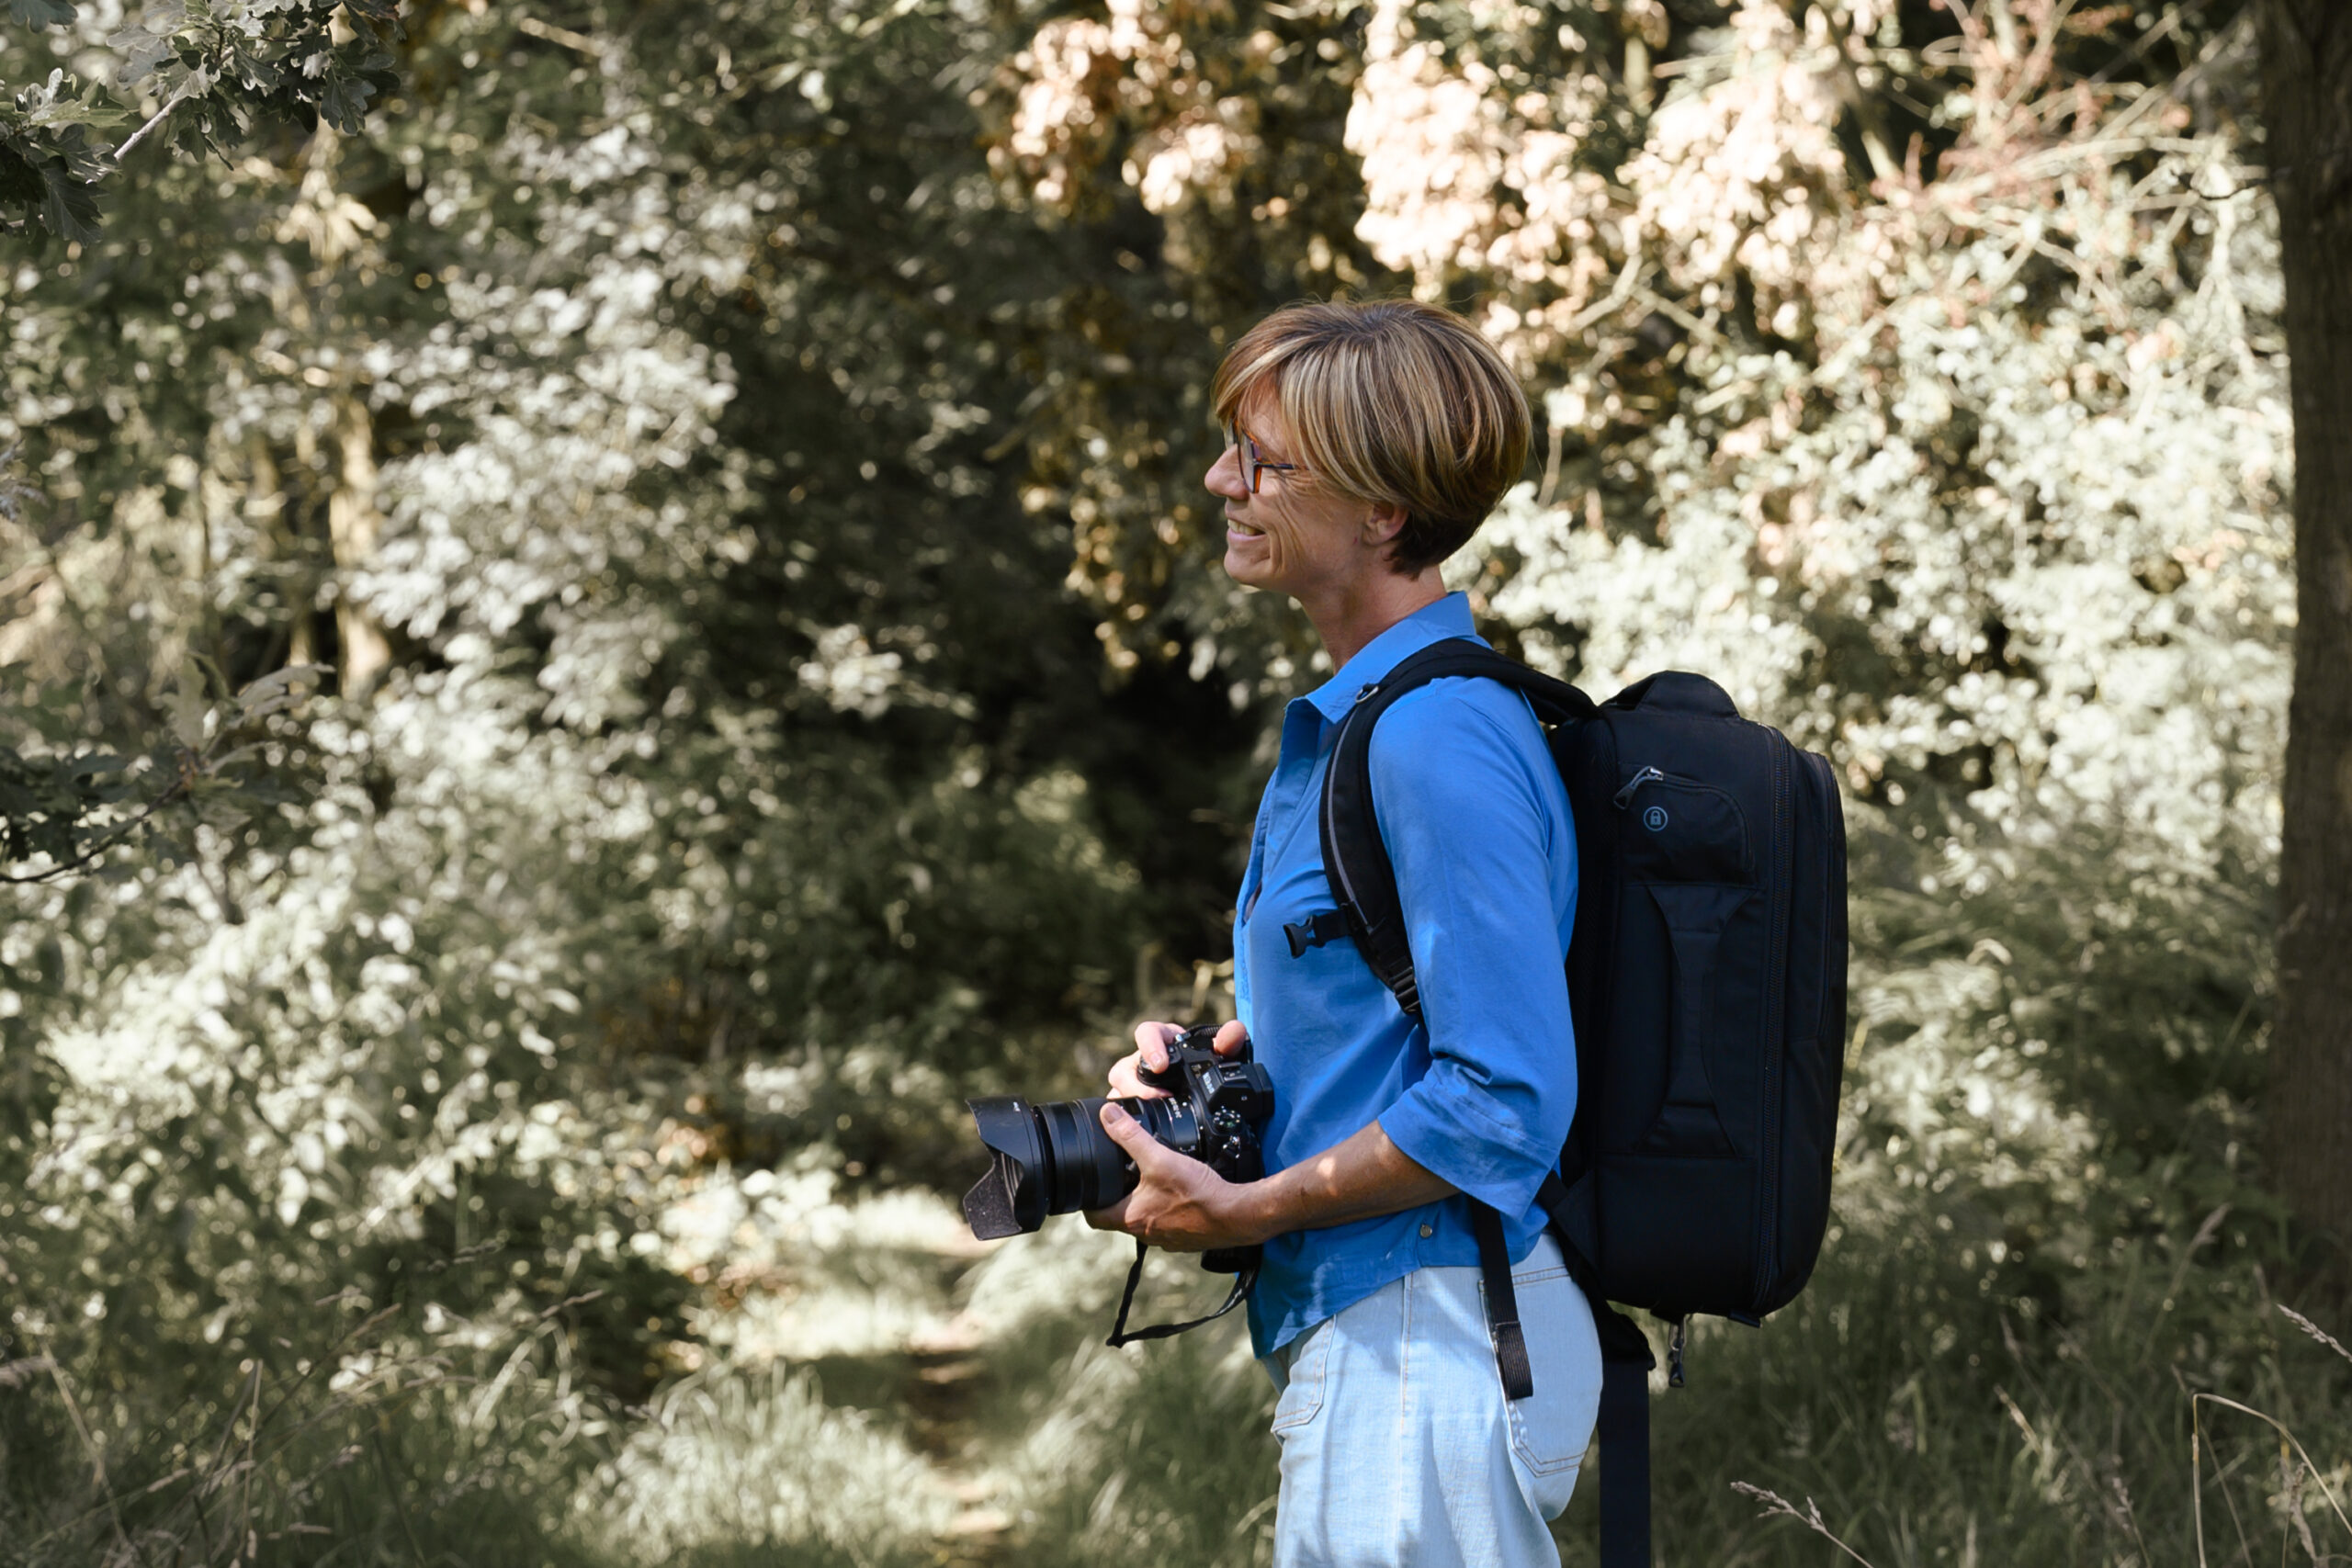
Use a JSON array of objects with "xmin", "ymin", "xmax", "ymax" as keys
[{"xmin": 2, "ymin": 0, "xmax": 2345, "ymax": 1563}]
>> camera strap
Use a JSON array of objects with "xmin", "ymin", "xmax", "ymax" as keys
[{"xmin": 1104, "ymin": 1239, "xmax": 1257, "ymax": 1348}]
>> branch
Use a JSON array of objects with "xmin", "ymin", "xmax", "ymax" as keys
[
  {"xmin": 1563, "ymin": 254, "xmax": 1649, "ymax": 336},
  {"xmin": 0, "ymin": 753, "xmax": 198, "ymax": 885},
  {"xmin": 516, "ymin": 16, "xmax": 604, "ymax": 57},
  {"xmin": 109, "ymin": 74, "xmax": 199, "ymax": 164}
]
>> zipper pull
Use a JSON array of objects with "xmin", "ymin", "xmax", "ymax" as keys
[
  {"xmin": 1667, "ymin": 1317, "xmax": 1689, "ymax": 1388},
  {"xmin": 1613, "ymin": 765, "xmax": 1665, "ymax": 809}
]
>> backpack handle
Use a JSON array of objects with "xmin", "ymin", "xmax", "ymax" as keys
[{"xmin": 1608, "ymin": 670, "xmax": 1738, "ymax": 716}]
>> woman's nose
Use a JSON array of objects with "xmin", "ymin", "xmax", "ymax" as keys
[{"xmin": 1206, "ymin": 444, "xmax": 1248, "ymax": 501}]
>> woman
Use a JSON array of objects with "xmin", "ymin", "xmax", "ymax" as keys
[{"xmin": 1086, "ymin": 298, "xmax": 1601, "ymax": 1568}]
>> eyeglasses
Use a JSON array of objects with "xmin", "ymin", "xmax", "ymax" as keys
[{"xmin": 1223, "ymin": 421, "xmax": 1301, "ymax": 494}]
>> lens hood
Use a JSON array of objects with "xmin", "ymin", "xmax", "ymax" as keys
[{"xmin": 962, "ymin": 1097, "xmax": 1047, "ymax": 1240}]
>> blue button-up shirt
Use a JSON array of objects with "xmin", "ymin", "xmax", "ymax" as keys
[{"xmin": 1238, "ymin": 592, "xmax": 1578, "ymax": 1356}]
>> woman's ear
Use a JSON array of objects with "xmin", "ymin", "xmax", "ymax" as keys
[{"xmin": 1361, "ymin": 501, "xmax": 1408, "ymax": 548}]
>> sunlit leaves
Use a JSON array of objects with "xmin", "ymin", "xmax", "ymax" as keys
[{"xmin": 0, "ymin": 10, "xmax": 1188, "ymax": 1523}]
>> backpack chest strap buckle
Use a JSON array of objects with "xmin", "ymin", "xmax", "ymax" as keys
[{"xmin": 1283, "ymin": 908, "xmax": 1351, "ymax": 958}]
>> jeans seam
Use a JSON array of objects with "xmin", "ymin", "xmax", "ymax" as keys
[
  {"xmin": 1510, "ymin": 1406, "xmax": 1585, "ymax": 1476},
  {"xmin": 1520, "ymin": 1450, "xmax": 1584, "ymax": 1478},
  {"xmin": 1270, "ymin": 1324, "xmax": 1327, "ymax": 1434},
  {"xmin": 1395, "ymin": 1268, "xmax": 1414, "ymax": 1558}
]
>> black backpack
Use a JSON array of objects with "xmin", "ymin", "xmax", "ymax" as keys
[{"xmin": 1295, "ymin": 637, "xmax": 1849, "ymax": 1568}]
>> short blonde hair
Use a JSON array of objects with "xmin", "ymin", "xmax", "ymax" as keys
[{"xmin": 1210, "ymin": 299, "xmax": 1532, "ymax": 575}]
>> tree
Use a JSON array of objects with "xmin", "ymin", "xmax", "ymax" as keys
[
  {"xmin": 0, "ymin": 2, "xmax": 402, "ymax": 882},
  {"xmin": 2260, "ymin": 0, "xmax": 2352, "ymax": 1269}
]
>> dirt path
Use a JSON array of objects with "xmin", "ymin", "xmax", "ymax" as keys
[
  {"xmin": 901, "ymin": 1245, "xmax": 1011, "ymax": 1567},
  {"xmin": 906, "ymin": 1334, "xmax": 1007, "ymax": 1566}
]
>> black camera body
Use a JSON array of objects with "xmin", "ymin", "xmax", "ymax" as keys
[{"xmin": 961, "ymin": 1025, "xmax": 1274, "ymax": 1274}]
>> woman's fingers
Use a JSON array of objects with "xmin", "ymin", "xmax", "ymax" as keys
[
  {"xmin": 1130, "ymin": 1019, "xmax": 1182, "ymax": 1071},
  {"xmin": 1106, "ymin": 1054, "xmax": 1170, "ymax": 1100},
  {"xmin": 1114, "ymin": 1020, "xmax": 1248, "ymax": 1093},
  {"xmin": 1112, "ymin": 1020, "xmax": 1182, "ymax": 1094}
]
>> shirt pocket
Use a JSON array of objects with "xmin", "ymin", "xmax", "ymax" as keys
[{"xmin": 1268, "ymin": 1315, "xmax": 1333, "ymax": 1436}]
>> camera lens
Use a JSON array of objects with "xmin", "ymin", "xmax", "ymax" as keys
[
  {"xmin": 1035, "ymin": 1098, "xmax": 1128, "ymax": 1213},
  {"xmin": 961, "ymin": 1093, "xmax": 1199, "ymax": 1240}
]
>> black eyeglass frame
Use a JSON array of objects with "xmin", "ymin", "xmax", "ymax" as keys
[{"xmin": 1222, "ymin": 421, "xmax": 1301, "ymax": 495}]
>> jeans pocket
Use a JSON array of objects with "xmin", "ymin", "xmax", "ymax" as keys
[
  {"xmin": 1269, "ymin": 1317, "xmax": 1331, "ymax": 1436},
  {"xmin": 1498, "ymin": 1267, "xmax": 1600, "ymax": 1479}
]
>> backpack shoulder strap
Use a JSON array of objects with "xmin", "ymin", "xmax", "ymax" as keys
[{"xmin": 1313, "ymin": 637, "xmax": 1595, "ymax": 1018}]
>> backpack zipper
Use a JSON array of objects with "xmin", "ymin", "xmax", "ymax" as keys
[
  {"xmin": 1753, "ymin": 740, "xmax": 1793, "ymax": 1310},
  {"xmin": 1611, "ymin": 765, "xmax": 1665, "ymax": 809}
]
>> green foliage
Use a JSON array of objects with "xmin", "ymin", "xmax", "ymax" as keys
[
  {"xmin": 0, "ymin": 0, "xmax": 399, "ymax": 243},
  {"xmin": 0, "ymin": 66, "xmax": 116, "ymax": 241},
  {"xmin": 0, "ymin": 661, "xmax": 320, "ymax": 885}
]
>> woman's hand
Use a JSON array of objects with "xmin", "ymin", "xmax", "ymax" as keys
[
  {"xmin": 1091, "ymin": 1018, "xmax": 1261, "ymax": 1252},
  {"xmin": 1104, "ymin": 1018, "xmax": 1250, "ymax": 1100},
  {"xmin": 1083, "ymin": 1100, "xmax": 1269, "ymax": 1253}
]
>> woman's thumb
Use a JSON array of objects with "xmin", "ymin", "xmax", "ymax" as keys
[{"xmin": 1099, "ymin": 1101, "xmax": 1152, "ymax": 1152}]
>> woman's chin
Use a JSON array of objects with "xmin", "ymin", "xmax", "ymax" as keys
[{"xmin": 1223, "ymin": 536, "xmax": 1277, "ymax": 586}]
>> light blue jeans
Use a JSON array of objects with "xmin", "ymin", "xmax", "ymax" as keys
[{"xmin": 1261, "ymin": 1234, "xmax": 1602, "ymax": 1568}]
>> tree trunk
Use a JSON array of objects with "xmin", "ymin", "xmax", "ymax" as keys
[
  {"xmin": 328, "ymin": 393, "xmax": 391, "ymax": 698},
  {"xmin": 2260, "ymin": 0, "xmax": 2352, "ymax": 1269}
]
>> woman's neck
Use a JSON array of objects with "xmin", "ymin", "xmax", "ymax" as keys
[{"xmin": 1303, "ymin": 569, "xmax": 1449, "ymax": 671}]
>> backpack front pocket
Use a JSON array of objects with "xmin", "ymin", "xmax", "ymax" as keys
[{"xmin": 1620, "ymin": 773, "xmax": 1754, "ymax": 886}]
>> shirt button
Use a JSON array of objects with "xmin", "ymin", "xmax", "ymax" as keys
[{"xmin": 1419, "ymin": 1224, "xmax": 1434, "ymax": 1238}]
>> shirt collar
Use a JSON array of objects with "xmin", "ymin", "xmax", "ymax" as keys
[{"xmin": 1296, "ymin": 592, "xmax": 1483, "ymax": 727}]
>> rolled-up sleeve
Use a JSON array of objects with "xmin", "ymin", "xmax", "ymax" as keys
[{"xmin": 1369, "ymin": 682, "xmax": 1577, "ymax": 1222}]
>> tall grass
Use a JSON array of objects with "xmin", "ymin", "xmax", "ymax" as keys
[
  {"xmin": 0, "ymin": 1315, "xmax": 604, "ymax": 1568},
  {"xmin": 0, "ymin": 1286, "xmax": 953, "ymax": 1567},
  {"xmin": 0, "ymin": 822, "xmax": 2316, "ymax": 1568},
  {"xmin": 1712, "ymin": 1303, "xmax": 2352, "ymax": 1568},
  {"xmin": 583, "ymin": 1363, "xmax": 951, "ymax": 1568},
  {"xmin": 947, "ymin": 1217, "xmax": 1279, "ymax": 1567},
  {"xmin": 939, "ymin": 1228, "xmax": 2352, "ymax": 1568},
  {"xmin": 5, "ymin": 1142, "xmax": 2342, "ymax": 1568},
  {"xmin": 1621, "ymin": 1225, "xmax": 2343, "ymax": 1567}
]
